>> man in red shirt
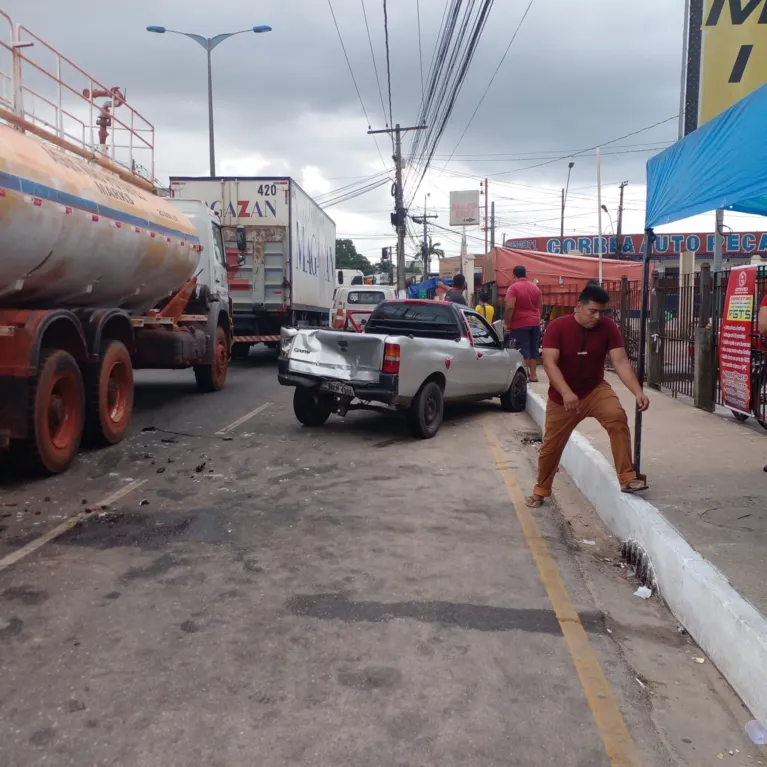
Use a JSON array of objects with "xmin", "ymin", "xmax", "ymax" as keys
[
  {"xmin": 526, "ymin": 283, "xmax": 650, "ymax": 508},
  {"xmin": 504, "ymin": 265, "xmax": 542, "ymax": 381}
]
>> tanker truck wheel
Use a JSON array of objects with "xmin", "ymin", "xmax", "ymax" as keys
[
  {"xmin": 22, "ymin": 349, "xmax": 85, "ymax": 475},
  {"xmin": 84, "ymin": 340, "xmax": 134, "ymax": 446},
  {"xmin": 195, "ymin": 325, "xmax": 229, "ymax": 393}
]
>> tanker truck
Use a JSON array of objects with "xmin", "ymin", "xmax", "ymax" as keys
[{"xmin": 0, "ymin": 11, "xmax": 233, "ymax": 474}]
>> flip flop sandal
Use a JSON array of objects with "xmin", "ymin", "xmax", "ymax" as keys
[
  {"xmin": 524, "ymin": 495, "xmax": 545, "ymax": 508},
  {"xmin": 621, "ymin": 474, "xmax": 648, "ymax": 494}
]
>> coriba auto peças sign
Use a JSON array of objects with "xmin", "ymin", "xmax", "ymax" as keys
[{"xmin": 719, "ymin": 265, "xmax": 757, "ymax": 415}]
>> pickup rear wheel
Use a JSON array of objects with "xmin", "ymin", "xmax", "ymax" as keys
[
  {"xmin": 408, "ymin": 381, "xmax": 444, "ymax": 439},
  {"xmin": 501, "ymin": 369, "xmax": 527, "ymax": 412},
  {"xmin": 293, "ymin": 387, "xmax": 332, "ymax": 427}
]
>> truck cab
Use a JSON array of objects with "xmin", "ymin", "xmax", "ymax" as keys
[{"xmin": 170, "ymin": 200, "xmax": 230, "ymax": 309}]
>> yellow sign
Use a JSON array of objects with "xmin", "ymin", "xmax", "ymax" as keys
[
  {"xmin": 726, "ymin": 294, "xmax": 754, "ymax": 321},
  {"xmin": 699, "ymin": 0, "xmax": 767, "ymax": 124}
]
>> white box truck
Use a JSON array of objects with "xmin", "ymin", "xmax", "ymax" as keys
[{"xmin": 169, "ymin": 177, "xmax": 335, "ymax": 358}]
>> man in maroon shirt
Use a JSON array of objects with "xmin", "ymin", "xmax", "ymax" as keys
[
  {"xmin": 504, "ymin": 265, "xmax": 542, "ymax": 381},
  {"xmin": 526, "ymin": 284, "xmax": 650, "ymax": 507}
]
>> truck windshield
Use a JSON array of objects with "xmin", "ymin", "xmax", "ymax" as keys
[{"xmin": 211, "ymin": 224, "xmax": 226, "ymax": 267}]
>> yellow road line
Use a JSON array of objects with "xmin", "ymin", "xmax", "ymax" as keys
[
  {"xmin": 0, "ymin": 479, "xmax": 147, "ymax": 573},
  {"xmin": 483, "ymin": 421, "xmax": 641, "ymax": 767}
]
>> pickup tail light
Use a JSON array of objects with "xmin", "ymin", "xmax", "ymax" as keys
[{"xmin": 382, "ymin": 343, "xmax": 400, "ymax": 374}]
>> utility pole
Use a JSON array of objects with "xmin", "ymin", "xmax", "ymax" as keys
[
  {"xmin": 616, "ymin": 181, "xmax": 628, "ymax": 257},
  {"xmin": 482, "ymin": 178, "xmax": 489, "ymax": 254},
  {"xmin": 490, "ymin": 201, "xmax": 495, "ymax": 250},
  {"xmin": 411, "ymin": 194, "xmax": 438, "ymax": 278},
  {"xmin": 368, "ymin": 122, "xmax": 426, "ymax": 294},
  {"xmin": 560, "ymin": 188, "xmax": 565, "ymax": 239}
]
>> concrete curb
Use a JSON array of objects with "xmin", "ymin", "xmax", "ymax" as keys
[{"xmin": 527, "ymin": 390, "xmax": 767, "ymax": 723}]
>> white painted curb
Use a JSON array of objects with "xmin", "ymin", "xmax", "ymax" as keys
[{"xmin": 527, "ymin": 390, "xmax": 767, "ymax": 723}]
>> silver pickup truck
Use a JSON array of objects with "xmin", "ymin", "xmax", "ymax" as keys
[{"xmin": 277, "ymin": 300, "xmax": 528, "ymax": 438}]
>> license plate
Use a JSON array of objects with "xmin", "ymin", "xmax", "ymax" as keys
[{"xmin": 322, "ymin": 381, "xmax": 355, "ymax": 397}]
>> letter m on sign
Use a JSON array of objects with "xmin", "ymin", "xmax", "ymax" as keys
[{"xmin": 705, "ymin": 0, "xmax": 767, "ymax": 83}]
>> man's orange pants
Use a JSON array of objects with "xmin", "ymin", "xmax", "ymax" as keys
[{"xmin": 534, "ymin": 382, "xmax": 637, "ymax": 498}]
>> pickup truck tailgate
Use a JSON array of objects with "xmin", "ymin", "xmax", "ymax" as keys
[{"xmin": 288, "ymin": 330, "xmax": 385, "ymax": 382}]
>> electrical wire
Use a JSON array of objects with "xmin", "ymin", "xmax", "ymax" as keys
[
  {"xmin": 438, "ymin": 0, "xmax": 536, "ymax": 173},
  {"xmin": 361, "ymin": 0, "xmax": 389, "ymax": 129},
  {"xmin": 416, "ymin": 0, "xmax": 424, "ymax": 103},
  {"xmin": 326, "ymin": 0, "xmax": 388, "ymax": 169},
  {"xmin": 489, "ymin": 115, "xmax": 680, "ymax": 178},
  {"xmin": 383, "ymin": 0, "xmax": 394, "ymax": 129}
]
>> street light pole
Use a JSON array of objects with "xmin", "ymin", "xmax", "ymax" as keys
[
  {"xmin": 206, "ymin": 47, "xmax": 215, "ymax": 176},
  {"xmin": 147, "ymin": 24, "xmax": 272, "ymax": 177},
  {"xmin": 560, "ymin": 161, "xmax": 575, "ymax": 242}
]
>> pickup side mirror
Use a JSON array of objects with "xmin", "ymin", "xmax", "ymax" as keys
[{"xmin": 235, "ymin": 225, "xmax": 247, "ymax": 260}]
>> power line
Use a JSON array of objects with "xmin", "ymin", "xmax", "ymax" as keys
[
  {"xmin": 326, "ymin": 0, "xmax": 388, "ymax": 169},
  {"xmin": 383, "ymin": 0, "xmax": 394, "ymax": 128},
  {"xmin": 489, "ymin": 114, "xmax": 680, "ymax": 178},
  {"xmin": 439, "ymin": 0, "xmax": 537, "ymax": 173},
  {"xmin": 416, "ymin": 0, "xmax": 424, "ymax": 102},
  {"xmin": 361, "ymin": 0, "xmax": 389, "ymax": 128}
]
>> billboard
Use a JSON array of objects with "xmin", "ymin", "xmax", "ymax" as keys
[
  {"xmin": 684, "ymin": 0, "xmax": 767, "ymax": 134},
  {"xmin": 503, "ymin": 231, "xmax": 767, "ymax": 258},
  {"xmin": 449, "ymin": 190, "xmax": 480, "ymax": 226}
]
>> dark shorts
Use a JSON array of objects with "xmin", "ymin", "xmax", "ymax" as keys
[{"xmin": 506, "ymin": 326, "xmax": 541, "ymax": 360}]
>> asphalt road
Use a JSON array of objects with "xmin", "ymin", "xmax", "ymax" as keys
[{"xmin": 0, "ymin": 348, "xmax": 762, "ymax": 766}]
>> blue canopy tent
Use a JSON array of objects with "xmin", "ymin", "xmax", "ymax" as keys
[{"xmin": 634, "ymin": 82, "xmax": 767, "ymax": 470}]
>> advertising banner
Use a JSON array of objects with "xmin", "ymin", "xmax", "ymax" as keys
[
  {"xmin": 449, "ymin": 190, "xmax": 480, "ymax": 226},
  {"xmin": 719, "ymin": 264, "xmax": 757, "ymax": 414},
  {"xmin": 502, "ymin": 231, "xmax": 767, "ymax": 258},
  {"xmin": 684, "ymin": 0, "xmax": 767, "ymax": 134}
]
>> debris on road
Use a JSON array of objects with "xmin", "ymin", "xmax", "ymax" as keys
[
  {"xmin": 582, "ymin": 539, "xmax": 596, "ymax": 546},
  {"xmin": 139, "ymin": 499, "xmax": 150, "ymax": 507},
  {"xmin": 692, "ymin": 657, "xmax": 706, "ymax": 664},
  {"xmin": 195, "ymin": 462, "xmax": 207, "ymax": 473},
  {"xmin": 745, "ymin": 720, "xmax": 767, "ymax": 745},
  {"xmin": 633, "ymin": 586, "xmax": 652, "ymax": 599}
]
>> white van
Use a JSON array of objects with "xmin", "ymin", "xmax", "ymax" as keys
[
  {"xmin": 336, "ymin": 269, "xmax": 365, "ymax": 287},
  {"xmin": 331, "ymin": 286, "xmax": 397, "ymax": 331}
]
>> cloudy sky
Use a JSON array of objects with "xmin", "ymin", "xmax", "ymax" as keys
[{"xmin": 6, "ymin": 0, "xmax": 764, "ymax": 262}]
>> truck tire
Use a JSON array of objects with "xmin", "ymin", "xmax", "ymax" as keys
[
  {"xmin": 84, "ymin": 340, "xmax": 134, "ymax": 446},
  {"xmin": 21, "ymin": 349, "xmax": 85, "ymax": 475},
  {"xmin": 293, "ymin": 387, "xmax": 332, "ymax": 427},
  {"xmin": 231, "ymin": 342, "xmax": 250, "ymax": 360},
  {"xmin": 408, "ymin": 381, "xmax": 444, "ymax": 439},
  {"xmin": 500, "ymin": 369, "xmax": 527, "ymax": 412},
  {"xmin": 195, "ymin": 325, "xmax": 229, "ymax": 393}
]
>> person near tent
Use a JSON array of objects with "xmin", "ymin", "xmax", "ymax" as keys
[
  {"xmin": 475, "ymin": 291, "xmax": 495, "ymax": 324},
  {"xmin": 504, "ymin": 265, "xmax": 542, "ymax": 382},
  {"xmin": 439, "ymin": 273, "xmax": 468, "ymax": 305},
  {"xmin": 525, "ymin": 283, "xmax": 650, "ymax": 508},
  {"xmin": 759, "ymin": 293, "xmax": 767, "ymax": 337}
]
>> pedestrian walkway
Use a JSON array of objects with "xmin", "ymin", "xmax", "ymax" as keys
[
  {"xmin": 527, "ymin": 371, "xmax": 767, "ymax": 723},
  {"xmin": 530, "ymin": 373, "xmax": 767, "ymax": 618}
]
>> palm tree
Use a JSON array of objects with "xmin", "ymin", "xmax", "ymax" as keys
[{"xmin": 423, "ymin": 238, "xmax": 445, "ymax": 276}]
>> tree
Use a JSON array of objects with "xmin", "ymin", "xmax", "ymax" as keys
[
  {"xmin": 335, "ymin": 238, "xmax": 374, "ymax": 275},
  {"xmin": 422, "ymin": 239, "xmax": 445, "ymax": 275}
]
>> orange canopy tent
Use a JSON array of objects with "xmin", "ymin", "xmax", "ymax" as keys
[{"xmin": 489, "ymin": 247, "xmax": 644, "ymax": 293}]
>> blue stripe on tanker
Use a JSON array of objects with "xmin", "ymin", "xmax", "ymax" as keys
[{"xmin": 0, "ymin": 170, "xmax": 201, "ymax": 244}]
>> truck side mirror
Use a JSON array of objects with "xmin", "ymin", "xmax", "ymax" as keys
[{"xmin": 236, "ymin": 225, "xmax": 247, "ymax": 255}]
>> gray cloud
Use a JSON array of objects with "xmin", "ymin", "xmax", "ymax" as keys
[{"xmin": 5, "ymin": 0, "xmax": 692, "ymax": 258}]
